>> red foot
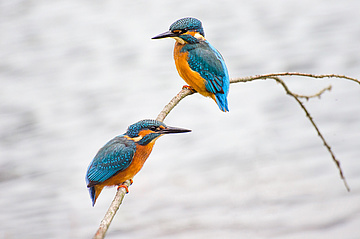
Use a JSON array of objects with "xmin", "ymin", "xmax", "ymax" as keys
[
  {"xmin": 118, "ymin": 184, "xmax": 129, "ymax": 193},
  {"xmin": 117, "ymin": 179, "xmax": 133, "ymax": 193},
  {"xmin": 182, "ymin": 85, "xmax": 196, "ymax": 92}
]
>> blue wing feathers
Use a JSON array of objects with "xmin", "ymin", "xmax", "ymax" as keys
[
  {"xmin": 86, "ymin": 136, "xmax": 136, "ymax": 186},
  {"xmin": 182, "ymin": 41, "xmax": 229, "ymax": 111}
]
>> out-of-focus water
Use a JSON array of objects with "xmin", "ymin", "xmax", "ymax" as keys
[{"xmin": 1, "ymin": 1, "xmax": 360, "ymax": 238}]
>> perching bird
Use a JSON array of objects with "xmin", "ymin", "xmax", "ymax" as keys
[
  {"xmin": 152, "ymin": 17, "xmax": 230, "ymax": 112},
  {"xmin": 86, "ymin": 119, "xmax": 191, "ymax": 206}
]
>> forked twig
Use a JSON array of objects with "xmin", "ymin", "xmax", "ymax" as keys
[
  {"xmin": 93, "ymin": 72, "xmax": 357, "ymax": 238},
  {"xmin": 268, "ymin": 76, "xmax": 350, "ymax": 191},
  {"xmin": 293, "ymin": 85, "xmax": 332, "ymax": 100},
  {"xmin": 92, "ymin": 180, "xmax": 131, "ymax": 239},
  {"xmin": 232, "ymin": 72, "xmax": 360, "ymax": 85}
]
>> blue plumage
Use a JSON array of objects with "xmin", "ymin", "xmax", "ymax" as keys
[
  {"xmin": 152, "ymin": 17, "xmax": 230, "ymax": 112},
  {"xmin": 86, "ymin": 136, "xmax": 136, "ymax": 185},
  {"xmin": 86, "ymin": 120, "xmax": 165, "ymax": 186},
  {"xmin": 126, "ymin": 119, "xmax": 165, "ymax": 137},
  {"xmin": 182, "ymin": 41, "xmax": 228, "ymax": 93},
  {"xmin": 170, "ymin": 17, "xmax": 205, "ymax": 37},
  {"xmin": 85, "ymin": 119, "xmax": 191, "ymax": 206},
  {"xmin": 181, "ymin": 39, "xmax": 229, "ymax": 112},
  {"xmin": 86, "ymin": 136, "xmax": 136, "ymax": 206}
]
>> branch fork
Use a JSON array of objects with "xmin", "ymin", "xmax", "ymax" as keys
[{"xmin": 93, "ymin": 72, "xmax": 358, "ymax": 239}]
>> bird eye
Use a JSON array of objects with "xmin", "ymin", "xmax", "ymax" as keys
[
  {"xmin": 149, "ymin": 126, "xmax": 158, "ymax": 131},
  {"xmin": 173, "ymin": 29, "xmax": 187, "ymax": 35}
]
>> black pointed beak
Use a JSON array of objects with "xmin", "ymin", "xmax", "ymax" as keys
[
  {"xmin": 159, "ymin": 126, "xmax": 191, "ymax": 134},
  {"xmin": 152, "ymin": 30, "xmax": 177, "ymax": 39}
]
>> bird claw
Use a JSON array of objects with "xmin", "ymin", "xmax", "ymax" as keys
[
  {"xmin": 117, "ymin": 179, "xmax": 133, "ymax": 193},
  {"xmin": 182, "ymin": 85, "xmax": 196, "ymax": 92},
  {"xmin": 118, "ymin": 184, "xmax": 129, "ymax": 193}
]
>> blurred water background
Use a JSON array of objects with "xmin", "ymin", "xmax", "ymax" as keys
[{"xmin": 1, "ymin": 0, "xmax": 360, "ymax": 238}]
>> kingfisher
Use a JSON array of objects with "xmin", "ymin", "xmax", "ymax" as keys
[
  {"xmin": 86, "ymin": 119, "xmax": 191, "ymax": 206},
  {"xmin": 152, "ymin": 17, "xmax": 230, "ymax": 112}
]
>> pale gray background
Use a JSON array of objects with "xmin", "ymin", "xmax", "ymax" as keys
[{"xmin": 1, "ymin": 1, "xmax": 360, "ymax": 238}]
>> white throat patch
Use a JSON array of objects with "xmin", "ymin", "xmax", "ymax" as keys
[
  {"xmin": 173, "ymin": 37, "xmax": 186, "ymax": 45},
  {"xmin": 131, "ymin": 135, "xmax": 143, "ymax": 142}
]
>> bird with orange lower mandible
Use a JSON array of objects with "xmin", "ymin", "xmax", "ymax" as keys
[
  {"xmin": 152, "ymin": 17, "xmax": 230, "ymax": 112},
  {"xmin": 86, "ymin": 119, "xmax": 191, "ymax": 206}
]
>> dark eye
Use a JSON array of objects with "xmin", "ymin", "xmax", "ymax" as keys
[
  {"xmin": 173, "ymin": 29, "xmax": 187, "ymax": 34},
  {"xmin": 149, "ymin": 126, "xmax": 158, "ymax": 131}
]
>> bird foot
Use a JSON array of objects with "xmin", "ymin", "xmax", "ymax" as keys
[
  {"xmin": 182, "ymin": 85, "xmax": 196, "ymax": 92},
  {"xmin": 118, "ymin": 184, "xmax": 129, "ymax": 193},
  {"xmin": 117, "ymin": 179, "xmax": 133, "ymax": 193}
]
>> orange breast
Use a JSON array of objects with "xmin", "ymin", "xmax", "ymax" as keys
[
  {"xmin": 100, "ymin": 141, "xmax": 155, "ymax": 187},
  {"xmin": 91, "ymin": 140, "xmax": 156, "ymax": 204},
  {"xmin": 174, "ymin": 42, "xmax": 216, "ymax": 101}
]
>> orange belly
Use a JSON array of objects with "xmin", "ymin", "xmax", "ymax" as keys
[
  {"xmin": 174, "ymin": 43, "xmax": 216, "ymax": 102},
  {"xmin": 92, "ymin": 141, "xmax": 155, "ymax": 203}
]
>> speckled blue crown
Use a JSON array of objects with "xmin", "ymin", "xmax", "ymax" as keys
[
  {"xmin": 126, "ymin": 119, "xmax": 165, "ymax": 137},
  {"xmin": 170, "ymin": 17, "xmax": 205, "ymax": 37}
]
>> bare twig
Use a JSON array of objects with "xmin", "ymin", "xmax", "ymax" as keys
[
  {"xmin": 292, "ymin": 85, "xmax": 332, "ymax": 100},
  {"xmin": 231, "ymin": 72, "xmax": 360, "ymax": 85},
  {"xmin": 93, "ymin": 180, "xmax": 131, "ymax": 239},
  {"xmin": 93, "ymin": 72, "xmax": 358, "ymax": 238},
  {"xmin": 156, "ymin": 87, "xmax": 194, "ymax": 122},
  {"xmin": 268, "ymin": 76, "xmax": 350, "ymax": 191}
]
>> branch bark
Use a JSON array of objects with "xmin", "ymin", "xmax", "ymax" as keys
[
  {"xmin": 93, "ymin": 72, "xmax": 358, "ymax": 238},
  {"xmin": 92, "ymin": 180, "xmax": 131, "ymax": 239},
  {"xmin": 268, "ymin": 76, "xmax": 350, "ymax": 191}
]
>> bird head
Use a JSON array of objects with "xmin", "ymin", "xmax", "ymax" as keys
[
  {"xmin": 152, "ymin": 17, "xmax": 205, "ymax": 44},
  {"xmin": 125, "ymin": 119, "xmax": 191, "ymax": 145}
]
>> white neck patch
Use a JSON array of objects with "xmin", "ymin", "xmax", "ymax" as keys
[
  {"xmin": 193, "ymin": 32, "xmax": 205, "ymax": 40},
  {"xmin": 131, "ymin": 135, "xmax": 143, "ymax": 142},
  {"xmin": 172, "ymin": 32, "xmax": 204, "ymax": 45},
  {"xmin": 173, "ymin": 37, "xmax": 186, "ymax": 45}
]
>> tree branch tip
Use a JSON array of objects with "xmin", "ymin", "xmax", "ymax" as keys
[
  {"xmin": 93, "ymin": 71, "xmax": 356, "ymax": 238},
  {"xmin": 230, "ymin": 72, "xmax": 359, "ymax": 85}
]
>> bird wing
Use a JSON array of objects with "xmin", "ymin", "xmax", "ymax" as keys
[
  {"xmin": 184, "ymin": 41, "xmax": 228, "ymax": 94},
  {"xmin": 86, "ymin": 136, "xmax": 136, "ymax": 186}
]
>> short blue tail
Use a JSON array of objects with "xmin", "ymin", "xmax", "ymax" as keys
[
  {"xmin": 214, "ymin": 74, "xmax": 229, "ymax": 112},
  {"xmin": 215, "ymin": 92, "xmax": 229, "ymax": 112},
  {"xmin": 88, "ymin": 186, "xmax": 96, "ymax": 207}
]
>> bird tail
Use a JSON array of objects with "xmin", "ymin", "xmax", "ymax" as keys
[
  {"xmin": 215, "ymin": 93, "xmax": 229, "ymax": 112},
  {"xmin": 88, "ymin": 185, "xmax": 103, "ymax": 207},
  {"xmin": 88, "ymin": 186, "xmax": 96, "ymax": 206}
]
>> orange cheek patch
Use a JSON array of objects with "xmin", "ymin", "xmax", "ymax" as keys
[
  {"xmin": 184, "ymin": 31, "xmax": 205, "ymax": 41},
  {"xmin": 138, "ymin": 129, "xmax": 153, "ymax": 137}
]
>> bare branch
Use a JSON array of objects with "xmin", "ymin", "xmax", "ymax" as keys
[
  {"xmin": 93, "ymin": 180, "xmax": 131, "ymax": 239},
  {"xmin": 231, "ymin": 72, "xmax": 360, "ymax": 85},
  {"xmin": 156, "ymin": 88, "xmax": 194, "ymax": 122},
  {"xmin": 93, "ymin": 72, "xmax": 357, "ymax": 238},
  {"xmin": 268, "ymin": 76, "xmax": 350, "ymax": 191},
  {"xmin": 292, "ymin": 85, "xmax": 332, "ymax": 100}
]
